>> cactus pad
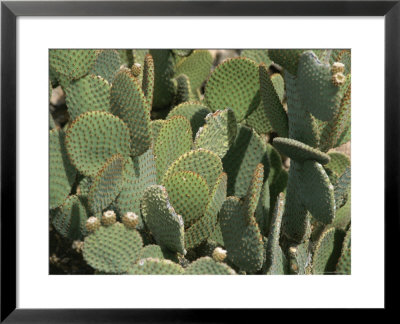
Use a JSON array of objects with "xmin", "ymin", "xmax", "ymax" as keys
[
  {"xmin": 184, "ymin": 172, "xmax": 227, "ymax": 249},
  {"xmin": 110, "ymin": 70, "xmax": 151, "ymax": 157},
  {"xmin": 167, "ymin": 102, "xmax": 211, "ymax": 138},
  {"xmin": 259, "ymin": 64, "xmax": 288, "ymax": 137},
  {"xmin": 89, "ymin": 49, "xmax": 121, "ymax": 83},
  {"xmin": 141, "ymin": 185, "xmax": 185, "ymax": 255},
  {"xmin": 141, "ymin": 54, "xmax": 155, "ymax": 106},
  {"xmin": 284, "ymin": 71, "xmax": 319, "ymax": 147},
  {"xmin": 300, "ymin": 161, "xmax": 335, "ymax": 224},
  {"xmin": 282, "ymin": 162, "xmax": 311, "ymax": 243},
  {"xmin": 297, "ymin": 51, "xmax": 341, "ymax": 121},
  {"xmin": 65, "ymin": 111, "xmax": 131, "ymax": 177},
  {"xmin": 268, "ymin": 49, "xmax": 304, "ymax": 75},
  {"xmin": 83, "ymin": 222, "xmax": 143, "ymax": 273},
  {"xmin": 194, "ymin": 109, "xmax": 237, "ymax": 159},
  {"xmin": 174, "ymin": 50, "xmax": 213, "ymax": 96},
  {"xmin": 114, "ymin": 148, "xmax": 157, "ymax": 229},
  {"xmin": 312, "ymin": 227, "xmax": 345, "ymax": 274},
  {"xmin": 164, "ymin": 171, "xmax": 209, "ymax": 228},
  {"xmin": 185, "ymin": 257, "xmax": 236, "ymax": 275},
  {"xmin": 273, "ymin": 137, "xmax": 330, "ymax": 165},
  {"xmin": 88, "ymin": 154, "xmax": 125, "ymax": 214},
  {"xmin": 154, "ymin": 116, "xmax": 192, "ymax": 182},
  {"xmin": 49, "ymin": 49, "xmax": 97, "ymax": 80},
  {"xmin": 49, "ymin": 129, "xmax": 77, "ymax": 209},
  {"xmin": 241, "ymin": 49, "xmax": 272, "ymax": 66},
  {"xmin": 163, "ymin": 149, "xmax": 223, "ymax": 193},
  {"xmin": 65, "ymin": 74, "xmax": 110, "ymax": 121},
  {"xmin": 220, "ymin": 197, "xmax": 264, "ymax": 273},
  {"xmin": 128, "ymin": 258, "xmax": 184, "ymax": 275},
  {"xmin": 222, "ymin": 125, "xmax": 269, "ymax": 197},
  {"xmin": 264, "ymin": 193, "xmax": 286, "ymax": 274},
  {"xmin": 51, "ymin": 195, "xmax": 88, "ymax": 240},
  {"xmin": 205, "ymin": 57, "xmax": 260, "ymax": 122}
]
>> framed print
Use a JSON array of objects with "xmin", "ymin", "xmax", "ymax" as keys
[{"xmin": 1, "ymin": 0, "xmax": 398, "ymax": 321}]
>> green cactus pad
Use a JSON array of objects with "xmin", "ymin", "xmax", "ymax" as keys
[
  {"xmin": 114, "ymin": 148, "xmax": 157, "ymax": 230},
  {"xmin": 297, "ymin": 51, "xmax": 341, "ymax": 121},
  {"xmin": 300, "ymin": 161, "xmax": 335, "ymax": 224},
  {"xmin": 268, "ymin": 49, "xmax": 304, "ymax": 75},
  {"xmin": 141, "ymin": 185, "xmax": 185, "ymax": 255},
  {"xmin": 172, "ymin": 73, "xmax": 191, "ymax": 105},
  {"xmin": 271, "ymin": 73, "xmax": 285, "ymax": 102},
  {"xmin": 117, "ymin": 50, "xmax": 134, "ymax": 67},
  {"xmin": 220, "ymin": 197, "xmax": 264, "ymax": 273},
  {"xmin": 164, "ymin": 171, "xmax": 209, "ymax": 228},
  {"xmin": 185, "ymin": 257, "xmax": 236, "ymax": 275},
  {"xmin": 174, "ymin": 50, "xmax": 213, "ymax": 96},
  {"xmin": 334, "ymin": 166, "xmax": 351, "ymax": 209},
  {"xmin": 259, "ymin": 64, "xmax": 289, "ymax": 137},
  {"xmin": 89, "ymin": 49, "xmax": 121, "ymax": 83},
  {"xmin": 325, "ymin": 152, "xmax": 351, "ymax": 178},
  {"xmin": 142, "ymin": 54, "xmax": 155, "ymax": 107},
  {"xmin": 336, "ymin": 228, "xmax": 351, "ymax": 275},
  {"xmin": 264, "ymin": 193, "xmax": 286, "ymax": 274},
  {"xmin": 194, "ymin": 109, "xmax": 237, "ymax": 159},
  {"xmin": 241, "ymin": 49, "xmax": 272, "ymax": 66},
  {"xmin": 284, "ymin": 71, "xmax": 319, "ymax": 147},
  {"xmin": 138, "ymin": 244, "xmax": 179, "ymax": 263},
  {"xmin": 222, "ymin": 125, "xmax": 269, "ymax": 197},
  {"xmin": 204, "ymin": 57, "xmax": 260, "ymax": 122},
  {"xmin": 172, "ymin": 49, "xmax": 193, "ymax": 57},
  {"xmin": 49, "ymin": 129, "xmax": 77, "ymax": 209},
  {"xmin": 244, "ymin": 164, "xmax": 264, "ymax": 218},
  {"xmin": 245, "ymin": 101, "xmax": 274, "ymax": 135},
  {"xmin": 154, "ymin": 116, "xmax": 193, "ymax": 182},
  {"xmin": 49, "ymin": 49, "xmax": 97, "ymax": 80},
  {"xmin": 312, "ymin": 227, "xmax": 345, "ymax": 274},
  {"xmin": 288, "ymin": 241, "xmax": 310, "ymax": 275},
  {"xmin": 163, "ymin": 149, "xmax": 223, "ymax": 194},
  {"xmin": 139, "ymin": 244, "xmax": 165, "ymax": 260},
  {"xmin": 273, "ymin": 137, "xmax": 330, "ymax": 164},
  {"xmin": 65, "ymin": 74, "xmax": 111, "ymax": 121},
  {"xmin": 335, "ymin": 247, "xmax": 351, "ymax": 275},
  {"xmin": 254, "ymin": 179, "xmax": 271, "ymax": 236},
  {"xmin": 51, "ymin": 195, "xmax": 88, "ymax": 240},
  {"xmin": 65, "ymin": 111, "xmax": 131, "ymax": 177},
  {"xmin": 184, "ymin": 172, "xmax": 227, "ymax": 250},
  {"xmin": 332, "ymin": 192, "xmax": 351, "ymax": 230},
  {"xmin": 128, "ymin": 258, "xmax": 184, "ymax": 275},
  {"xmin": 88, "ymin": 154, "xmax": 125, "ymax": 215},
  {"xmin": 150, "ymin": 119, "xmax": 166, "ymax": 144},
  {"xmin": 282, "ymin": 162, "xmax": 311, "ymax": 243},
  {"xmin": 110, "ymin": 70, "xmax": 151, "ymax": 157},
  {"xmin": 83, "ymin": 222, "xmax": 143, "ymax": 273},
  {"xmin": 167, "ymin": 102, "xmax": 211, "ymax": 139},
  {"xmin": 266, "ymin": 143, "xmax": 283, "ymax": 186},
  {"xmin": 319, "ymin": 74, "xmax": 351, "ymax": 151},
  {"xmin": 150, "ymin": 50, "xmax": 176, "ymax": 109}
]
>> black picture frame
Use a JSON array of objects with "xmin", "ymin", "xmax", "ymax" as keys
[{"xmin": 1, "ymin": 0, "xmax": 398, "ymax": 321}]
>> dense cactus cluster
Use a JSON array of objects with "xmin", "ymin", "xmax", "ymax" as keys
[{"xmin": 49, "ymin": 49, "xmax": 351, "ymax": 275}]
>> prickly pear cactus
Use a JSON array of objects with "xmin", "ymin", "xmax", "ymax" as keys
[{"xmin": 50, "ymin": 49, "xmax": 350, "ymax": 275}]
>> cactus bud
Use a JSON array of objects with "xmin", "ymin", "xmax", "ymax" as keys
[
  {"xmin": 122, "ymin": 212, "xmax": 139, "ymax": 229},
  {"xmin": 331, "ymin": 62, "xmax": 345, "ymax": 74},
  {"xmin": 332, "ymin": 72, "xmax": 345, "ymax": 86},
  {"xmin": 131, "ymin": 63, "xmax": 141, "ymax": 77},
  {"xmin": 86, "ymin": 216, "xmax": 100, "ymax": 232},
  {"xmin": 212, "ymin": 247, "xmax": 227, "ymax": 262},
  {"xmin": 101, "ymin": 210, "xmax": 116, "ymax": 226}
]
